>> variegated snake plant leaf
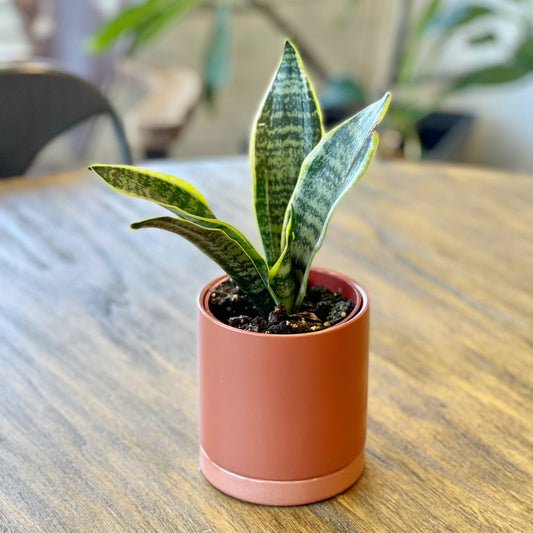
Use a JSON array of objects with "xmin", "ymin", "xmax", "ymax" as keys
[
  {"xmin": 279, "ymin": 92, "xmax": 390, "ymax": 308},
  {"xmin": 250, "ymin": 41, "xmax": 323, "ymax": 268},
  {"xmin": 90, "ymin": 165, "xmax": 277, "ymax": 315},
  {"xmin": 131, "ymin": 216, "xmax": 276, "ymax": 314}
]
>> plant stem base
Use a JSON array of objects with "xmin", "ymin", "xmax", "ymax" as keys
[{"xmin": 200, "ymin": 447, "xmax": 365, "ymax": 506}]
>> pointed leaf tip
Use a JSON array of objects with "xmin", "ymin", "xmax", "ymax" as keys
[
  {"xmin": 379, "ymin": 91, "xmax": 392, "ymax": 118},
  {"xmin": 284, "ymin": 40, "xmax": 296, "ymax": 52}
]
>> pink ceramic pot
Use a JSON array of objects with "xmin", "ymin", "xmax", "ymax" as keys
[{"xmin": 197, "ymin": 267, "xmax": 369, "ymax": 506}]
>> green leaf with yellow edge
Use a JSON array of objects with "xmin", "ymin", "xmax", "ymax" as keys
[
  {"xmin": 250, "ymin": 40, "xmax": 323, "ymax": 268},
  {"xmin": 283, "ymin": 92, "xmax": 390, "ymax": 307},
  {"xmin": 131, "ymin": 216, "xmax": 277, "ymax": 316},
  {"xmin": 91, "ymin": 163, "xmax": 275, "ymax": 312},
  {"xmin": 90, "ymin": 164, "xmax": 216, "ymax": 220}
]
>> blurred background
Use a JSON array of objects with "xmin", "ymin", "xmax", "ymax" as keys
[{"xmin": 1, "ymin": 0, "xmax": 532, "ymax": 174}]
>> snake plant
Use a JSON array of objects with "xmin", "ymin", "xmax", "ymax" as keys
[{"xmin": 91, "ymin": 42, "xmax": 390, "ymax": 317}]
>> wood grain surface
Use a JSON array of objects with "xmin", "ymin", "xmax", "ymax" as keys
[{"xmin": 0, "ymin": 157, "xmax": 531, "ymax": 533}]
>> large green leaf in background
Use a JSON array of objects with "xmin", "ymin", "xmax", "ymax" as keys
[
  {"xmin": 250, "ymin": 40, "xmax": 323, "ymax": 268},
  {"xmin": 132, "ymin": 216, "xmax": 277, "ymax": 315},
  {"xmin": 448, "ymin": 32, "xmax": 533, "ymax": 91},
  {"xmin": 87, "ymin": 0, "xmax": 205, "ymax": 53},
  {"xmin": 426, "ymin": 4, "xmax": 495, "ymax": 33},
  {"xmin": 397, "ymin": 0, "xmax": 441, "ymax": 85},
  {"xmin": 280, "ymin": 92, "xmax": 391, "ymax": 308},
  {"xmin": 398, "ymin": 2, "xmax": 498, "ymax": 86}
]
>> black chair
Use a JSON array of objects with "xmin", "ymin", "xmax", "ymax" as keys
[{"xmin": 0, "ymin": 63, "xmax": 132, "ymax": 178}]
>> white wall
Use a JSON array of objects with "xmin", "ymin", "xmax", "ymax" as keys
[{"xmin": 445, "ymin": 79, "xmax": 532, "ymax": 173}]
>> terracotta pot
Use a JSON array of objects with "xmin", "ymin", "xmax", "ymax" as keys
[{"xmin": 197, "ymin": 267, "xmax": 369, "ymax": 506}]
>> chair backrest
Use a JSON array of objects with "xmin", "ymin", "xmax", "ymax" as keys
[{"xmin": 0, "ymin": 63, "xmax": 132, "ymax": 178}]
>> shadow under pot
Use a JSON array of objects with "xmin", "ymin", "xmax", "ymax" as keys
[{"xmin": 197, "ymin": 267, "xmax": 369, "ymax": 506}]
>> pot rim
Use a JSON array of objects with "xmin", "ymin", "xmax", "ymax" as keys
[{"xmin": 197, "ymin": 267, "xmax": 368, "ymax": 338}]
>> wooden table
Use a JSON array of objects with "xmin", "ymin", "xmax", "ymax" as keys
[{"xmin": 0, "ymin": 157, "xmax": 531, "ymax": 533}]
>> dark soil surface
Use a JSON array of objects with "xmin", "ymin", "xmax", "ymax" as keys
[{"xmin": 208, "ymin": 279, "xmax": 354, "ymax": 334}]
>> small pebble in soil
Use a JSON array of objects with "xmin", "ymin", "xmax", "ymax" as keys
[{"xmin": 209, "ymin": 279, "xmax": 354, "ymax": 334}]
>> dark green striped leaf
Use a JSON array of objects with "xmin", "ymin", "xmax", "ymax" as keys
[
  {"xmin": 90, "ymin": 164, "xmax": 216, "ymax": 220},
  {"xmin": 283, "ymin": 92, "xmax": 390, "ymax": 307},
  {"xmin": 131, "ymin": 216, "xmax": 277, "ymax": 315},
  {"xmin": 251, "ymin": 40, "xmax": 323, "ymax": 267},
  {"xmin": 92, "ymin": 164, "xmax": 278, "ymax": 314}
]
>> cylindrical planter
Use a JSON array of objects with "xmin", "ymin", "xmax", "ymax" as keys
[{"xmin": 197, "ymin": 267, "xmax": 369, "ymax": 506}]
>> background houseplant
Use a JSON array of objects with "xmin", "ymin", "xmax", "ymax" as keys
[
  {"xmin": 92, "ymin": 41, "xmax": 389, "ymax": 504},
  {"xmin": 88, "ymin": 0, "xmax": 532, "ymax": 162},
  {"xmin": 86, "ymin": 0, "xmax": 364, "ymax": 112},
  {"xmin": 381, "ymin": 0, "xmax": 533, "ymax": 159}
]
